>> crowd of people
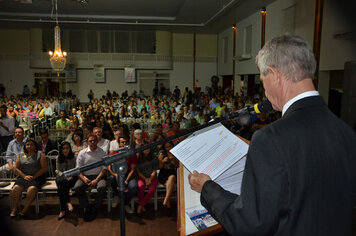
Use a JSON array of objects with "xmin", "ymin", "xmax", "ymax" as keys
[{"xmin": 0, "ymin": 84, "xmax": 281, "ymax": 222}]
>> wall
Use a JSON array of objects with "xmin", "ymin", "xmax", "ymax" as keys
[
  {"xmin": 0, "ymin": 59, "xmax": 33, "ymax": 96},
  {"xmin": 71, "ymin": 69, "xmax": 139, "ymax": 102},
  {"xmin": 319, "ymin": 0, "xmax": 356, "ymax": 71},
  {"xmin": 294, "ymin": 0, "xmax": 315, "ymax": 44},
  {"xmin": 217, "ymin": 27, "xmax": 233, "ymax": 76},
  {"xmin": 218, "ymin": 0, "xmax": 320, "ymax": 96},
  {"xmin": 235, "ymin": 11, "xmax": 261, "ymax": 75},
  {"xmin": 0, "ymin": 29, "xmax": 30, "ymax": 53},
  {"xmin": 265, "ymin": 0, "xmax": 297, "ymax": 42},
  {"xmin": 0, "ymin": 29, "xmax": 218, "ymax": 101},
  {"xmin": 0, "ymin": 30, "xmax": 33, "ymax": 96},
  {"xmin": 156, "ymin": 30, "xmax": 172, "ymax": 55},
  {"xmin": 170, "ymin": 33, "xmax": 217, "ymax": 93}
]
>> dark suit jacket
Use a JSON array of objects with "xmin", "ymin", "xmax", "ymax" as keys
[
  {"xmin": 37, "ymin": 139, "xmax": 58, "ymax": 155},
  {"xmin": 201, "ymin": 96, "xmax": 356, "ymax": 236}
]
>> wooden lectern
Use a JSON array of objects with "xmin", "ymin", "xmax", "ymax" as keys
[
  {"xmin": 177, "ymin": 163, "xmax": 223, "ymax": 236},
  {"xmin": 177, "ymin": 136, "xmax": 249, "ymax": 236}
]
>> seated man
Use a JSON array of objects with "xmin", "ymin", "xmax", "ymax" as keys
[
  {"xmin": 93, "ymin": 127, "xmax": 110, "ymax": 154},
  {"xmin": 108, "ymin": 135, "xmax": 137, "ymax": 213},
  {"xmin": 109, "ymin": 129, "xmax": 123, "ymax": 153},
  {"xmin": 0, "ymin": 127, "xmax": 26, "ymax": 175},
  {"xmin": 37, "ymin": 128, "xmax": 57, "ymax": 155},
  {"xmin": 56, "ymin": 110, "xmax": 71, "ymax": 130},
  {"xmin": 73, "ymin": 134, "xmax": 107, "ymax": 221},
  {"xmin": 26, "ymin": 104, "xmax": 38, "ymax": 123},
  {"xmin": 43, "ymin": 102, "xmax": 53, "ymax": 117}
]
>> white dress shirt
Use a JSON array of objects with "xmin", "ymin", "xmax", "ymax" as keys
[
  {"xmin": 76, "ymin": 146, "xmax": 107, "ymax": 176},
  {"xmin": 282, "ymin": 91, "xmax": 320, "ymax": 116},
  {"xmin": 97, "ymin": 138, "xmax": 110, "ymax": 154}
]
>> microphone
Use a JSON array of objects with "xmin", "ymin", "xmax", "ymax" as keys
[
  {"xmin": 227, "ymin": 100, "xmax": 273, "ymax": 125},
  {"xmin": 251, "ymin": 100, "xmax": 273, "ymax": 114}
]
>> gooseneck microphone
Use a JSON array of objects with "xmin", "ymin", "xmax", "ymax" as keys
[
  {"xmin": 228, "ymin": 99, "xmax": 274, "ymax": 121},
  {"xmin": 252, "ymin": 100, "xmax": 274, "ymax": 114}
]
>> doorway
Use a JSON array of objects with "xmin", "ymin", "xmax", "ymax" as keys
[
  {"xmin": 222, "ymin": 75, "xmax": 234, "ymax": 95},
  {"xmin": 34, "ymin": 72, "xmax": 66, "ymax": 97},
  {"xmin": 139, "ymin": 72, "xmax": 170, "ymax": 97}
]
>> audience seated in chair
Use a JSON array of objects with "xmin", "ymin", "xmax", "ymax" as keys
[
  {"xmin": 93, "ymin": 127, "xmax": 110, "ymax": 154},
  {"xmin": 10, "ymin": 139, "xmax": 47, "ymax": 218},
  {"xmin": 136, "ymin": 145, "xmax": 159, "ymax": 214},
  {"xmin": 0, "ymin": 127, "xmax": 26, "ymax": 175},
  {"xmin": 157, "ymin": 141, "xmax": 178, "ymax": 209},
  {"xmin": 55, "ymin": 141, "xmax": 77, "ymax": 220},
  {"xmin": 108, "ymin": 135, "xmax": 137, "ymax": 213},
  {"xmin": 67, "ymin": 129, "xmax": 87, "ymax": 157},
  {"xmin": 56, "ymin": 110, "xmax": 71, "ymax": 131},
  {"xmin": 37, "ymin": 128, "xmax": 57, "ymax": 155},
  {"xmin": 72, "ymin": 134, "xmax": 107, "ymax": 222}
]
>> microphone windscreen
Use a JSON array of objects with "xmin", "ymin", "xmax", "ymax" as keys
[{"xmin": 254, "ymin": 100, "xmax": 273, "ymax": 113}]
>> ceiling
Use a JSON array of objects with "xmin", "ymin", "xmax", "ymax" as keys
[{"xmin": 0, "ymin": 0, "xmax": 272, "ymax": 33}]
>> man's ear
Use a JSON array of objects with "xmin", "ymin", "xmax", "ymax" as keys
[{"xmin": 267, "ymin": 66, "xmax": 282, "ymax": 84}]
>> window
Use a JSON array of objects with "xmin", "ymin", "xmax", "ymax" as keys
[{"xmin": 43, "ymin": 29, "xmax": 156, "ymax": 53}]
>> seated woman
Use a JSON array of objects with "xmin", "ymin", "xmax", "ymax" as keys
[
  {"xmin": 140, "ymin": 108, "xmax": 150, "ymax": 120},
  {"xmin": 150, "ymin": 111, "xmax": 161, "ymax": 125},
  {"xmin": 55, "ymin": 142, "xmax": 77, "ymax": 220},
  {"xmin": 71, "ymin": 130, "xmax": 87, "ymax": 157},
  {"xmin": 162, "ymin": 117, "xmax": 172, "ymax": 134},
  {"xmin": 157, "ymin": 141, "xmax": 179, "ymax": 209},
  {"xmin": 37, "ymin": 103, "xmax": 45, "ymax": 119},
  {"xmin": 136, "ymin": 146, "xmax": 159, "ymax": 214},
  {"xmin": 10, "ymin": 139, "xmax": 47, "ymax": 217}
]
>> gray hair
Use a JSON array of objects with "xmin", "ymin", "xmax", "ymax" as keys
[{"xmin": 256, "ymin": 35, "xmax": 316, "ymax": 82}]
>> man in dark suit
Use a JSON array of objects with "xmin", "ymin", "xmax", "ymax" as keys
[
  {"xmin": 188, "ymin": 35, "xmax": 356, "ymax": 236},
  {"xmin": 37, "ymin": 128, "xmax": 57, "ymax": 155}
]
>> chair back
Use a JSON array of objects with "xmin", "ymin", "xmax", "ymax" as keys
[
  {"xmin": 0, "ymin": 151, "xmax": 16, "ymax": 180},
  {"xmin": 46, "ymin": 149, "xmax": 59, "ymax": 180}
]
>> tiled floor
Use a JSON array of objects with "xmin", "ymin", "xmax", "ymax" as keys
[{"xmin": 0, "ymin": 194, "xmax": 177, "ymax": 236}]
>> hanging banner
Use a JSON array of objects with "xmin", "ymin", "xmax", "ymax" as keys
[
  {"xmin": 65, "ymin": 64, "xmax": 77, "ymax": 83},
  {"xmin": 124, "ymin": 66, "xmax": 136, "ymax": 83},
  {"xmin": 93, "ymin": 64, "xmax": 105, "ymax": 83}
]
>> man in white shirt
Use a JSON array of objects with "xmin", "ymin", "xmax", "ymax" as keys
[
  {"xmin": 48, "ymin": 97, "xmax": 57, "ymax": 113},
  {"xmin": 43, "ymin": 102, "xmax": 53, "ymax": 117},
  {"xmin": 73, "ymin": 134, "xmax": 107, "ymax": 221},
  {"xmin": 0, "ymin": 127, "xmax": 26, "ymax": 174},
  {"xmin": 94, "ymin": 127, "xmax": 110, "ymax": 154},
  {"xmin": 0, "ymin": 105, "xmax": 15, "ymax": 155},
  {"xmin": 109, "ymin": 129, "xmax": 123, "ymax": 153}
]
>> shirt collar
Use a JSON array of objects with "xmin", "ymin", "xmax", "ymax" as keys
[
  {"xmin": 86, "ymin": 146, "xmax": 97, "ymax": 153},
  {"xmin": 15, "ymin": 137, "xmax": 26, "ymax": 145},
  {"xmin": 282, "ymin": 90, "xmax": 319, "ymax": 116}
]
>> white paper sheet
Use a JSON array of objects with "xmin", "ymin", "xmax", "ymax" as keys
[
  {"xmin": 176, "ymin": 123, "xmax": 249, "ymax": 235},
  {"xmin": 171, "ymin": 123, "xmax": 249, "ymax": 181}
]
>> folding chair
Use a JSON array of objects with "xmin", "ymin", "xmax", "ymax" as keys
[
  {"xmin": 0, "ymin": 151, "xmax": 17, "ymax": 210},
  {"xmin": 36, "ymin": 150, "xmax": 60, "ymax": 212}
]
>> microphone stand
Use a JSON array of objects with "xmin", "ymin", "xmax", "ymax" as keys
[{"xmin": 63, "ymin": 109, "xmax": 251, "ymax": 236}]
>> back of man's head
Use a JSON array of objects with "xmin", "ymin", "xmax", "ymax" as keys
[{"xmin": 256, "ymin": 35, "xmax": 316, "ymax": 82}]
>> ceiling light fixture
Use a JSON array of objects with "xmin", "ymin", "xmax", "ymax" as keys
[{"xmin": 48, "ymin": 0, "xmax": 67, "ymax": 75}]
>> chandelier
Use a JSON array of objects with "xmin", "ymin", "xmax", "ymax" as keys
[{"xmin": 48, "ymin": 0, "xmax": 67, "ymax": 73}]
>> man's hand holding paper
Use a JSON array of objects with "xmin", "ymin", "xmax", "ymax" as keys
[
  {"xmin": 188, "ymin": 171, "xmax": 211, "ymax": 193},
  {"xmin": 171, "ymin": 123, "xmax": 248, "ymax": 195}
]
